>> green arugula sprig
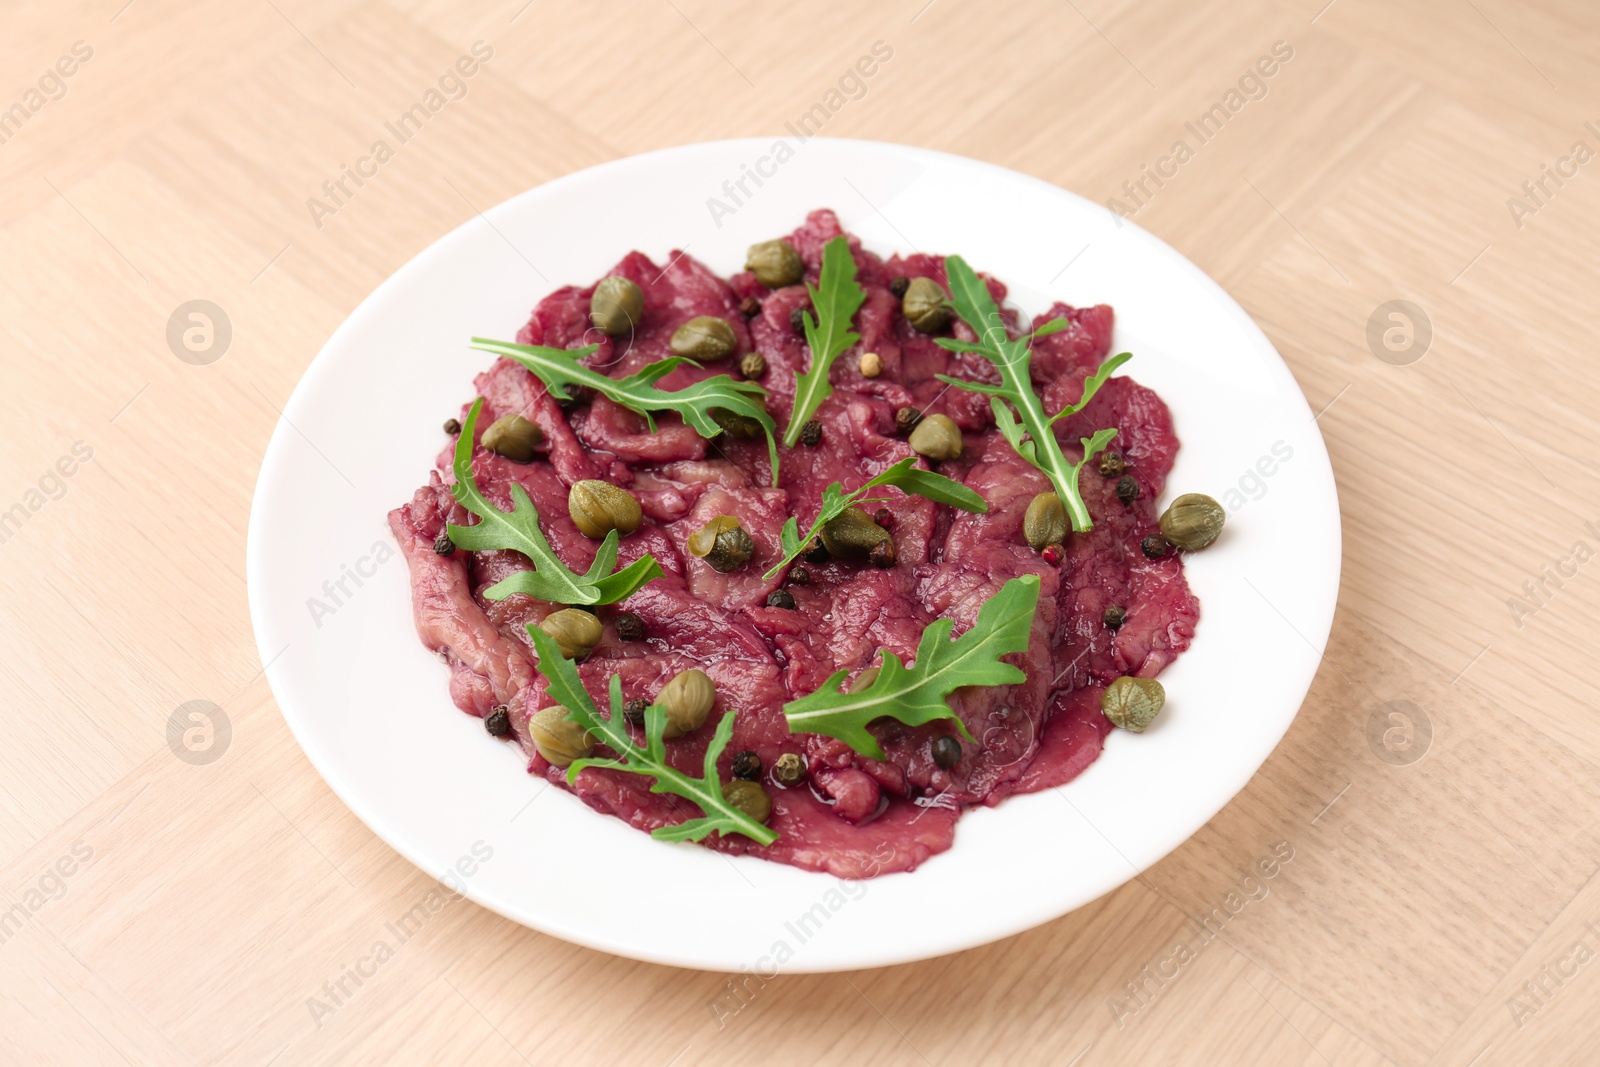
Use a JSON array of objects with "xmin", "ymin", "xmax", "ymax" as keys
[
  {"xmin": 764, "ymin": 457, "xmax": 988, "ymax": 580},
  {"xmin": 471, "ymin": 337, "xmax": 781, "ymax": 486},
  {"xmin": 528, "ymin": 626, "xmax": 778, "ymax": 845},
  {"xmin": 782, "ymin": 575, "xmax": 1040, "ymax": 759},
  {"xmin": 447, "ymin": 399, "xmax": 662, "ymax": 605},
  {"xmin": 933, "ymin": 255, "xmax": 1131, "ymax": 532},
  {"xmin": 783, "ymin": 236, "xmax": 868, "ymax": 447}
]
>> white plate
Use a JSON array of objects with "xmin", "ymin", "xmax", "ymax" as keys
[{"xmin": 247, "ymin": 139, "xmax": 1339, "ymax": 972}]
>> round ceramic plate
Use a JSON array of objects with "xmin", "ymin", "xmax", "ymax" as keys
[{"xmin": 247, "ymin": 138, "xmax": 1339, "ymax": 972}]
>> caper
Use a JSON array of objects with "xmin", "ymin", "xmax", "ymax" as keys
[
  {"xmin": 1101, "ymin": 676, "xmax": 1165, "ymax": 732},
  {"xmin": 745, "ymin": 239, "xmax": 804, "ymax": 288},
  {"xmin": 1159, "ymin": 493, "xmax": 1226, "ymax": 551},
  {"xmin": 590, "ymin": 276, "xmax": 643, "ymax": 336},
  {"xmin": 481, "ymin": 413, "xmax": 543, "ymax": 462},
  {"xmin": 909, "ymin": 413, "xmax": 962, "ymax": 461},
  {"xmin": 772, "ymin": 752, "xmax": 806, "ymax": 786},
  {"xmin": 818, "ymin": 507, "xmax": 893, "ymax": 560},
  {"xmin": 848, "ymin": 667, "xmax": 880, "ymax": 694},
  {"xmin": 538, "ymin": 608, "xmax": 604, "ymax": 659},
  {"xmin": 528, "ymin": 705, "xmax": 594, "ymax": 766},
  {"xmin": 657, "ymin": 667, "xmax": 715, "ymax": 738},
  {"xmin": 567, "ymin": 480, "xmax": 642, "ymax": 540},
  {"xmin": 687, "ymin": 515, "xmax": 755, "ymax": 572},
  {"xmin": 711, "ymin": 408, "xmax": 763, "ymax": 439},
  {"xmin": 1023, "ymin": 492, "xmax": 1069, "ymax": 550},
  {"xmin": 670, "ymin": 315, "xmax": 737, "ymax": 361},
  {"xmin": 722, "ymin": 779, "xmax": 772, "ymax": 823},
  {"xmin": 902, "ymin": 276, "xmax": 951, "ymax": 333}
]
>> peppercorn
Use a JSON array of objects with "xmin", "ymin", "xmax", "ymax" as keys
[
  {"xmin": 804, "ymin": 539, "xmax": 829, "ymax": 563},
  {"xmin": 799, "ymin": 419, "xmax": 822, "ymax": 447},
  {"xmin": 1040, "ymin": 543, "xmax": 1064, "ymax": 566},
  {"xmin": 1099, "ymin": 451, "xmax": 1125, "ymax": 477},
  {"xmin": 484, "ymin": 706, "xmax": 512, "ymax": 737},
  {"xmin": 1103, "ymin": 605, "xmax": 1127, "ymax": 630},
  {"xmin": 790, "ymin": 306, "xmax": 809, "ymax": 335},
  {"xmin": 615, "ymin": 612, "xmax": 644, "ymax": 642},
  {"xmin": 788, "ymin": 565, "xmax": 811, "ymax": 586},
  {"xmin": 870, "ymin": 539, "xmax": 896, "ymax": 568},
  {"xmin": 731, "ymin": 750, "xmax": 762, "ymax": 781},
  {"xmin": 622, "ymin": 698, "xmax": 647, "ymax": 727},
  {"xmin": 739, "ymin": 295, "xmax": 761, "ymax": 318},
  {"xmin": 1116, "ymin": 476, "xmax": 1140, "ymax": 504},
  {"xmin": 773, "ymin": 752, "xmax": 806, "ymax": 786},
  {"xmin": 931, "ymin": 735, "xmax": 961, "ymax": 769},
  {"xmin": 766, "ymin": 589, "xmax": 796, "ymax": 609},
  {"xmin": 433, "ymin": 531, "xmax": 455, "ymax": 556},
  {"xmin": 739, "ymin": 351, "xmax": 767, "ymax": 380},
  {"xmin": 859, "ymin": 351, "xmax": 882, "ymax": 378},
  {"xmin": 1140, "ymin": 535, "xmax": 1169, "ymax": 560},
  {"xmin": 873, "ymin": 508, "xmax": 894, "ymax": 530},
  {"xmin": 443, "ymin": 417, "xmax": 461, "ymax": 435},
  {"xmin": 888, "ymin": 276, "xmax": 910, "ymax": 299},
  {"xmin": 894, "ymin": 406, "xmax": 922, "ymax": 436}
]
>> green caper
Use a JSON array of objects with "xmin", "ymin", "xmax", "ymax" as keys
[
  {"xmin": 687, "ymin": 515, "xmax": 755, "ymax": 572},
  {"xmin": 722, "ymin": 779, "xmax": 772, "ymax": 823},
  {"xmin": 670, "ymin": 316, "xmax": 737, "ymax": 361},
  {"xmin": 1023, "ymin": 492, "xmax": 1069, "ymax": 550},
  {"xmin": 590, "ymin": 276, "xmax": 643, "ymax": 336},
  {"xmin": 1159, "ymin": 493, "xmax": 1226, "ymax": 551},
  {"xmin": 710, "ymin": 408, "xmax": 763, "ymax": 439},
  {"xmin": 528, "ymin": 705, "xmax": 594, "ymax": 766},
  {"xmin": 1101, "ymin": 676, "xmax": 1165, "ymax": 732},
  {"xmin": 818, "ymin": 507, "xmax": 893, "ymax": 560},
  {"xmin": 657, "ymin": 667, "xmax": 715, "ymax": 738},
  {"xmin": 745, "ymin": 239, "xmax": 804, "ymax": 288},
  {"xmin": 908, "ymin": 413, "xmax": 962, "ymax": 461},
  {"xmin": 902, "ymin": 277, "xmax": 951, "ymax": 333},
  {"xmin": 567, "ymin": 480, "xmax": 642, "ymax": 540},
  {"xmin": 481, "ymin": 413, "xmax": 543, "ymax": 462},
  {"xmin": 538, "ymin": 608, "xmax": 604, "ymax": 659},
  {"xmin": 848, "ymin": 667, "xmax": 880, "ymax": 694}
]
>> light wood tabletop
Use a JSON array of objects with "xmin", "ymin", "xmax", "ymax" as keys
[{"xmin": 4, "ymin": 0, "xmax": 1599, "ymax": 1063}]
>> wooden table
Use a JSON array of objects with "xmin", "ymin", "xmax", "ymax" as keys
[{"xmin": 4, "ymin": 0, "xmax": 1597, "ymax": 1063}]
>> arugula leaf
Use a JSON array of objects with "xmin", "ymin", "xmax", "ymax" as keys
[
  {"xmin": 528, "ymin": 626, "xmax": 778, "ymax": 845},
  {"xmin": 933, "ymin": 254, "xmax": 1127, "ymax": 532},
  {"xmin": 762, "ymin": 457, "xmax": 988, "ymax": 580},
  {"xmin": 783, "ymin": 575, "xmax": 1041, "ymax": 759},
  {"xmin": 783, "ymin": 236, "xmax": 868, "ymax": 447},
  {"xmin": 446, "ymin": 399, "xmax": 662, "ymax": 605},
  {"xmin": 471, "ymin": 337, "xmax": 781, "ymax": 486}
]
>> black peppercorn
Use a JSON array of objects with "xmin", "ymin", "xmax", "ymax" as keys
[
  {"xmin": 731, "ymin": 750, "xmax": 762, "ymax": 781},
  {"xmin": 433, "ymin": 531, "xmax": 455, "ymax": 556},
  {"xmin": 739, "ymin": 351, "xmax": 767, "ymax": 380},
  {"xmin": 622, "ymin": 698, "xmax": 647, "ymax": 727},
  {"xmin": 1116, "ymin": 476, "xmax": 1140, "ymax": 504},
  {"xmin": 799, "ymin": 419, "xmax": 822, "ymax": 447},
  {"xmin": 873, "ymin": 508, "xmax": 894, "ymax": 530},
  {"xmin": 443, "ymin": 417, "xmax": 462, "ymax": 435},
  {"xmin": 804, "ymin": 539, "xmax": 829, "ymax": 564},
  {"xmin": 788, "ymin": 565, "xmax": 811, "ymax": 586},
  {"xmin": 869, "ymin": 539, "xmax": 896, "ymax": 569},
  {"xmin": 1140, "ymin": 535, "xmax": 1169, "ymax": 560},
  {"xmin": 773, "ymin": 752, "xmax": 806, "ymax": 786},
  {"xmin": 1099, "ymin": 451, "xmax": 1125, "ymax": 477},
  {"xmin": 1103, "ymin": 605, "xmax": 1127, "ymax": 630},
  {"xmin": 888, "ymin": 276, "xmax": 910, "ymax": 299},
  {"xmin": 484, "ymin": 706, "xmax": 512, "ymax": 737},
  {"xmin": 738, "ymin": 295, "xmax": 761, "ymax": 318},
  {"xmin": 931, "ymin": 735, "xmax": 961, "ymax": 769},
  {"xmin": 790, "ymin": 306, "xmax": 809, "ymax": 334},
  {"xmin": 894, "ymin": 406, "xmax": 922, "ymax": 436},
  {"xmin": 615, "ymin": 612, "xmax": 644, "ymax": 642},
  {"xmin": 766, "ymin": 589, "xmax": 796, "ymax": 609}
]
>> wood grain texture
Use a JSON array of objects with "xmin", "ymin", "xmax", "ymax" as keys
[{"xmin": 1, "ymin": 0, "xmax": 1596, "ymax": 1063}]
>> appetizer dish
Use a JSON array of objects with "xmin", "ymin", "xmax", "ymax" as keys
[{"xmin": 388, "ymin": 209, "xmax": 1222, "ymax": 879}]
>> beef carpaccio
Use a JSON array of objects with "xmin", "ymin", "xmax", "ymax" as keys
[{"xmin": 388, "ymin": 209, "xmax": 1198, "ymax": 878}]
